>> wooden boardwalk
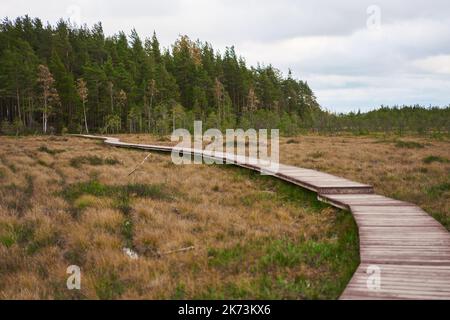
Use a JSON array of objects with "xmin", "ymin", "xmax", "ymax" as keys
[{"xmin": 76, "ymin": 135, "xmax": 450, "ymax": 300}]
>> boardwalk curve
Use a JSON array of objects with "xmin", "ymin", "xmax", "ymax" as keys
[{"xmin": 75, "ymin": 135, "xmax": 450, "ymax": 300}]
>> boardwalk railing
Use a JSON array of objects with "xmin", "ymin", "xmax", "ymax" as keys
[{"xmin": 75, "ymin": 135, "xmax": 450, "ymax": 300}]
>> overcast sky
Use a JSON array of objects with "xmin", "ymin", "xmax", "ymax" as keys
[{"xmin": 2, "ymin": 0, "xmax": 450, "ymax": 112}]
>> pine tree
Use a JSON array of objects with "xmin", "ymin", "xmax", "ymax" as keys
[{"xmin": 0, "ymin": 17, "xmax": 326, "ymax": 135}]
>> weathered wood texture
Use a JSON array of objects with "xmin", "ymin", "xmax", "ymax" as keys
[{"xmin": 76, "ymin": 135, "xmax": 450, "ymax": 300}]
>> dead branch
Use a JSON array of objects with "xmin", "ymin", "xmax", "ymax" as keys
[
  {"xmin": 158, "ymin": 246, "xmax": 195, "ymax": 256},
  {"xmin": 128, "ymin": 152, "xmax": 152, "ymax": 176}
]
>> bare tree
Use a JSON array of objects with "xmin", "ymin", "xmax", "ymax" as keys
[
  {"xmin": 76, "ymin": 78, "xmax": 89, "ymax": 133},
  {"xmin": 246, "ymin": 87, "xmax": 259, "ymax": 112},
  {"xmin": 37, "ymin": 65, "xmax": 59, "ymax": 134},
  {"xmin": 108, "ymin": 81, "xmax": 114, "ymax": 112}
]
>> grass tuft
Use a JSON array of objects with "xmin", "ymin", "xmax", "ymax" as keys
[
  {"xmin": 307, "ymin": 151, "xmax": 325, "ymax": 159},
  {"xmin": 427, "ymin": 183, "xmax": 450, "ymax": 198},
  {"xmin": 94, "ymin": 271, "xmax": 125, "ymax": 300},
  {"xmin": 423, "ymin": 155, "xmax": 449, "ymax": 164},
  {"xmin": 395, "ymin": 140, "xmax": 425, "ymax": 149},
  {"xmin": 38, "ymin": 145, "xmax": 65, "ymax": 155},
  {"xmin": 70, "ymin": 155, "xmax": 120, "ymax": 168},
  {"xmin": 3, "ymin": 174, "xmax": 34, "ymax": 215}
]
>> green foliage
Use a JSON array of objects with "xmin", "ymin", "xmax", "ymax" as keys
[{"xmin": 423, "ymin": 155, "xmax": 449, "ymax": 164}]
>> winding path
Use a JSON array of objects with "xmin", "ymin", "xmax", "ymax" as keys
[{"xmin": 76, "ymin": 135, "xmax": 450, "ymax": 300}]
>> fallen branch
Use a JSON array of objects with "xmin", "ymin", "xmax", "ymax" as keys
[
  {"xmin": 158, "ymin": 246, "xmax": 195, "ymax": 256},
  {"xmin": 128, "ymin": 152, "xmax": 152, "ymax": 176}
]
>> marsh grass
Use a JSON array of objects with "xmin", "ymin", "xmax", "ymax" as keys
[
  {"xmin": 395, "ymin": 140, "xmax": 425, "ymax": 149},
  {"xmin": 2, "ymin": 174, "xmax": 34, "ymax": 215},
  {"xmin": 69, "ymin": 155, "xmax": 120, "ymax": 168},
  {"xmin": 38, "ymin": 145, "xmax": 65, "ymax": 155},
  {"xmin": 61, "ymin": 180, "xmax": 175, "ymax": 222},
  {"xmin": 307, "ymin": 151, "xmax": 325, "ymax": 159},
  {"xmin": 423, "ymin": 155, "xmax": 449, "ymax": 164},
  {"xmin": 1, "ymin": 134, "xmax": 360, "ymax": 299},
  {"xmin": 273, "ymin": 135, "xmax": 450, "ymax": 230},
  {"xmin": 62, "ymin": 180, "xmax": 174, "ymax": 202},
  {"xmin": 202, "ymin": 201, "xmax": 358, "ymax": 299}
]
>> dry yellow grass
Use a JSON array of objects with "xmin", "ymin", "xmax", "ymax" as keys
[
  {"xmin": 0, "ymin": 135, "xmax": 358, "ymax": 299},
  {"xmin": 278, "ymin": 135, "xmax": 450, "ymax": 230},
  {"xmin": 116, "ymin": 133, "xmax": 450, "ymax": 230}
]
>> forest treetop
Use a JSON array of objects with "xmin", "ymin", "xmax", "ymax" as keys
[
  {"xmin": 1, "ymin": 16, "xmax": 448, "ymax": 137},
  {"xmin": 0, "ymin": 15, "xmax": 320, "ymax": 135}
]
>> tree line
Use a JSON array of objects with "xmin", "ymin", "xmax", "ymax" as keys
[
  {"xmin": 0, "ymin": 16, "xmax": 321, "ymax": 136},
  {"xmin": 313, "ymin": 105, "xmax": 450, "ymax": 136},
  {"xmin": 1, "ymin": 16, "xmax": 448, "ymax": 137}
]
